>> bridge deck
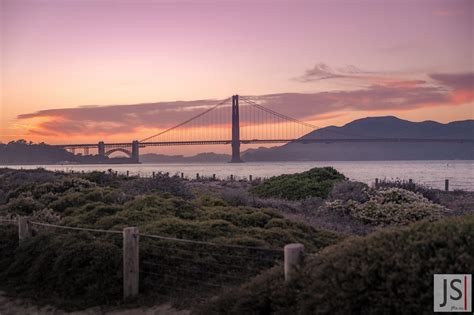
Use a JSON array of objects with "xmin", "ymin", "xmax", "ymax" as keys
[{"xmin": 55, "ymin": 138, "xmax": 474, "ymax": 149}]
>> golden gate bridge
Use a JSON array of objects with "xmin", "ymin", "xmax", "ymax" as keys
[{"xmin": 55, "ymin": 95, "xmax": 474, "ymax": 163}]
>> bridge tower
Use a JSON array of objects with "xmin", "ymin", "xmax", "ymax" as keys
[
  {"xmin": 230, "ymin": 94, "xmax": 243, "ymax": 163},
  {"xmin": 131, "ymin": 140, "xmax": 140, "ymax": 163},
  {"xmin": 98, "ymin": 141, "xmax": 105, "ymax": 156}
]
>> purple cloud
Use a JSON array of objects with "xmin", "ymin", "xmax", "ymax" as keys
[{"xmin": 17, "ymin": 72, "xmax": 472, "ymax": 137}]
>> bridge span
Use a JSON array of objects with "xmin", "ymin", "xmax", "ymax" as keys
[{"xmin": 54, "ymin": 95, "xmax": 474, "ymax": 163}]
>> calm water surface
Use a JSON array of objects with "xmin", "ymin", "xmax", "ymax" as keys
[{"xmin": 4, "ymin": 160, "xmax": 473, "ymax": 191}]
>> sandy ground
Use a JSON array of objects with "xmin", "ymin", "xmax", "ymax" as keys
[{"xmin": 0, "ymin": 292, "xmax": 190, "ymax": 315}]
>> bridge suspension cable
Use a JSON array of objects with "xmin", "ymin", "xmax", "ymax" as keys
[
  {"xmin": 240, "ymin": 96, "xmax": 380, "ymax": 140},
  {"xmin": 140, "ymin": 97, "xmax": 232, "ymax": 142},
  {"xmin": 139, "ymin": 95, "xmax": 324, "ymax": 144},
  {"xmin": 239, "ymin": 96, "xmax": 319, "ymax": 130},
  {"xmin": 244, "ymin": 96, "xmax": 387, "ymax": 140}
]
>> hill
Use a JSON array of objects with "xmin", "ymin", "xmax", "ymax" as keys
[{"xmin": 243, "ymin": 116, "xmax": 474, "ymax": 161}]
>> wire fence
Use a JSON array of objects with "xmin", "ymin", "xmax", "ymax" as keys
[
  {"xmin": 139, "ymin": 234, "xmax": 283, "ymax": 304},
  {"xmin": 30, "ymin": 221, "xmax": 122, "ymax": 234},
  {"xmin": 0, "ymin": 218, "xmax": 287, "ymax": 304},
  {"xmin": 26, "ymin": 221, "xmax": 126, "ymax": 265}
]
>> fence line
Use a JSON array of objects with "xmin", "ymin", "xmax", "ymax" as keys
[
  {"xmin": 140, "ymin": 232, "xmax": 283, "ymax": 252},
  {"xmin": 1, "ymin": 218, "xmax": 301, "ymax": 302},
  {"xmin": 145, "ymin": 242, "xmax": 281, "ymax": 262},
  {"xmin": 373, "ymin": 177, "xmax": 473, "ymax": 191}
]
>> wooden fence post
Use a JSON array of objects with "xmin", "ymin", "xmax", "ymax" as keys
[
  {"xmin": 196, "ymin": 173, "xmax": 200, "ymax": 180},
  {"xmin": 152, "ymin": 171, "xmax": 155, "ymax": 178},
  {"xmin": 181, "ymin": 172, "xmax": 184, "ymax": 179},
  {"xmin": 284, "ymin": 243, "xmax": 304, "ymax": 282},
  {"xmin": 249, "ymin": 175, "xmax": 252, "ymax": 182},
  {"xmin": 445, "ymin": 179, "xmax": 449, "ymax": 192},
  {"xmin": 375, "ymin": 178, "xmax": 379, "ymax": 188},
  {"xmin": 18, "ymin": 217, "xmax": 32, "ymax": 242},
  {"xmin": 212, "ymin": 174, "xmax": 216, "ymax": 180},
  {"xmin": 123, "ymin": 227, "xmax": 139, "ymax": 298},
  {"xmin": 230, "ymin": 174, "xmax": 234, "ymax": 181},
  {"xmin": 126, "ymin": 170, "xmax": 129, "ymax": 177}
]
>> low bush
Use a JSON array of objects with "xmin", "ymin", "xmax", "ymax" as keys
[
  {"xmin": 327, "ymin": 188, "xmax": 447, "ymax": 226},
  {"xmin": 198, "ymin": 215, "xmax": 474, "ymax": 314},
  {"xmin": 249, "ymin": 167, "xmax": 345, "ymax": 200},
  {"xmin": 76, "ymin": 194, "xmax": 341, "ymax": 252},
  {"xmin": 376, "ymin": 178, "xmax": 440, "ymax": 203}
]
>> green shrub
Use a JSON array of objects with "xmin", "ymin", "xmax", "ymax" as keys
[
  {"xmin": 249, "ymin": 167, "xmax": 345, "ymax": 200},
  {"xmin": 198, "ymin": 215, "xmax": 474, "ymax": 314},
  {"xmin": 0, "ymin": 231, "xmax": 122, "ymax": 309},
  {"xmin": 327, "ymin": 188, "xmax": 447, "ymax": 226}
]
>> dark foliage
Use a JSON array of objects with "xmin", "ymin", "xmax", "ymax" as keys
[
  {"xmin": 198, "ymin": 215, "xmax": 474, "ymax": 314},
  {"xmin": 0, "ymin": 231, "xmax": 122, "ymax": 310}
]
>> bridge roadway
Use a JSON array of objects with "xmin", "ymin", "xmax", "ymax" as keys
[{"xmin": 55, "ymin": 138, "xmax": 474, "ymax": 150}]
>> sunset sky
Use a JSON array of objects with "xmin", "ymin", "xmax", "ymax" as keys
[{"xmin": 1, "ymin": 0, "xmax": 473, "ymax": 155}]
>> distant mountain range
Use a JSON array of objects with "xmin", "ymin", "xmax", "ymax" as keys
[{"xmin": 242, "ymin": 116, "xmax": 474, "ymax": 161}]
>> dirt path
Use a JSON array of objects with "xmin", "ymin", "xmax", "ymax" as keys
[{"xmin": 0, "ymin": 292, "xmax": 190, "ymax": 315}]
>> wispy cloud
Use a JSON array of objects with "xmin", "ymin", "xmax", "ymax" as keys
[{"xmin": 294, "ymin": 63, "xmax": 376, "ymax": 82}]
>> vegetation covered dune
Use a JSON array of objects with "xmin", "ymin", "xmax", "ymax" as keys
[
  {"xmin": 0, "ymin": 167, "xmax": 472, "ymax": 313},
  {"xmin": 0, "ymin": 168, "xmax": 338, "ymax": 310}
]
